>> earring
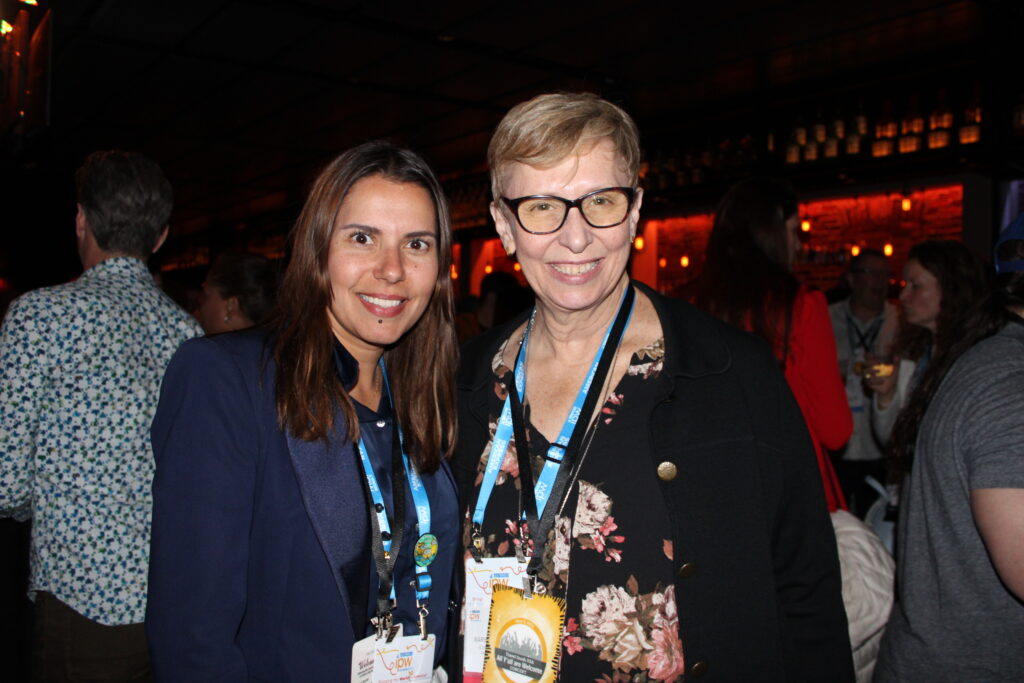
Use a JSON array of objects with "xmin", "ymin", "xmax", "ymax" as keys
[{"xmin": 223, "ymin": 314, "xmax": 231, "ymax": 324}]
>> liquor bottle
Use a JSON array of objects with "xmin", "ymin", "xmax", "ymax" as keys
[
  {"xmin": 846, "ymin": 102, "xmax": 868, "ymax": 156},
  {"xmin": 899, "ymin": 95, "xmax": 923, "ymax": 153},
  {"xmin": 832, "ymin": 105, "xmax": 847, "ymax": 140},
  {"xmin": 873, "ymin": 100, "xmax": 896, "ymax": 157},
  {"xmin": 793, "ymin": 115, "xmax": 808, "ymax": 147},
  {"xmin": 959, "ymin": 86, "xmax": 982, "ymax": 145},
  {"xmin": 813, "ymin": 107, "xmax": 827, "ymax": 144},
  {"xmin": 875, "ymin": 100, "xmax": 897, "ymax": 139},
  {"xmin": 928, "ymin": 88, "xmax": 953, "ymax": 149},
  {"xmin": 803, "ymin": 140, "xmax": 819, "ymax": 162}
]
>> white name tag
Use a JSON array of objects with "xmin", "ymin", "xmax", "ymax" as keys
[
  {"xmin": 373, "ymin": 633, "xmax": 435, "ymax": 683},
  {"xmin": 462, "ymin": 557, "xmax": 529, "ymax": 680},
  {"xmin": 353, "ymin": 624, "xmax": 438, "ymax": 683}
]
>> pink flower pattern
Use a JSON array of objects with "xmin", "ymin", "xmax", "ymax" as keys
[{"xmin": 465, "ymin": 334, "xmax": 679, "ymax": 681}]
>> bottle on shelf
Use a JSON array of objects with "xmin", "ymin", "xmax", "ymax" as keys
[
  {"xmin": 899, "ymin": 94, "xmax": 923, "ymax": 153},
  {"xmin": 873, "ymin": 100, "xmax": 896, "ymax": 157},
  {"xmin": 959, "ymin": 86, "xmax": 982, "ymax": 145},
  {"xmin": 846, "ymin": 101, "xmax": 868, "ymax": 156},
  {"xmin": 928, "ymin": 88, "xmax": 953, "ymax": 149}
]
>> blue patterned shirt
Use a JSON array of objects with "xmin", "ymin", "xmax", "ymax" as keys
[{"xmin": 0, "ymin": 257, "xmax": 203, "ymax": 625}]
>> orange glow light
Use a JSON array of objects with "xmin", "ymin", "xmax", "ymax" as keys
[
  {"xmin": 901, "ymin": 198, "xmax": 912, "ymax": 212},
  {"xmin": 450, "ymin": 265, "xmax": 458, "ymax": 280},
  {"xmin": 851, "ymin": 245, "xmax": 861, "ymax": 257},
  {"xmin": 658, "ymin": 258, "xmax": 667, "ymax": 268},
  {"xmin": 633, "ymin": 236, "xmax": 645, "ymax": 250},
  {"xmin": 884, "ymin": 243, "xmax": 894, "ymax": 257},
  {"xmin": 800, "ymin": 220, "xmax": 811, "ymax": 232},
  {"xmin": 680, "ymin": 255, "xmax": 690, "ymax": 268},
  {"xmin": 1, "ymin": 20, "xmax": 13, "ymax": 34},
  {"xmin": 513, "ymin": 263, "xmax": 521, "ymax": 272},
  {"xmin": 484, "ymin": 265, "xmax": 493, "ymax": 275}
]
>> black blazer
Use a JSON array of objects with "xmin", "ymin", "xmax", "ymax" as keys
[{"xmin": 452, "ymin": 282, "xmax": 854, "ymax": 682}]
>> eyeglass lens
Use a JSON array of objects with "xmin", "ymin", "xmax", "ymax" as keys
[{"xmin": 515, "ymin": 188, "xmax": 631, "ymax": 233}]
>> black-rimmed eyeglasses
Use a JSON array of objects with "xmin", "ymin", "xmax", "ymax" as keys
[{"xmin": 501, "ymin": 186, "xmax": 636, "ymax": 235}]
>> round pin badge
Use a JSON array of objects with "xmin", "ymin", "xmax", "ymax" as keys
[{"xmin": 414, "ymin": 533, "xmax": 439, "ymax": 567}]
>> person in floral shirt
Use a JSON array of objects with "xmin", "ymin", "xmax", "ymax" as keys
[
  {"xmin": 0, "ymin": 151, "xmax": 202, "ymax": 680},
  {"xmin": 454, "ymin": 93, "xmax": 853, "ymax": 682}
]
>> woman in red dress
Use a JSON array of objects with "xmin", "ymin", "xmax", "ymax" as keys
[{"xmin": 695, "ymin": 177, "xmax": 852, "ymax": 511}]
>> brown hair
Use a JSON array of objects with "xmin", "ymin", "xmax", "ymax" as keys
[
  {"xmin": 75, "ymin": 150, "xmax": 173, "ymax": 258},
  {"xmin": 270, "ymin": 140, "xmax": 457, "ymax": 472},
  {"xmin": 694, "ymin": 177, "xmax": 800, "ymax": 364},
  {"xmin": 207, "ymin": 250, "xmax": 278, "ymax": 326},
  {"xmin": 892, "ymin": 240, "xmax": 991, "ymax": 362},
  {"xmin": 487, "ymin": 92, "xmax": 640, "ymax": 200}
]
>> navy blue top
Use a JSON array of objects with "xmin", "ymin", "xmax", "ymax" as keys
[{"xmin": 334, "ymin": 341, "xmax": 459, "ymax": 661}]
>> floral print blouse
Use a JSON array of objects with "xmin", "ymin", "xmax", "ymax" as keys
[{"xmin": 463, "ymin": 334, "xmax": 687, "ymax": 682}]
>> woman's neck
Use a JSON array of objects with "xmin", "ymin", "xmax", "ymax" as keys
[
  {"xmin": 343, "ymin": 343, "xmax": 384, "ymax": 409},
  {"xmin": 529, "ymin": 277, "xmax": 629, "ymax": 361}
]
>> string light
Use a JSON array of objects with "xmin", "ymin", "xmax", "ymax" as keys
[
  {"xmin": 884, "ymin": 243, "xmax": 894, "ymax": 257},
  {"xmin": 851, "ymin": 245, "xmax": 861, "ymax": 257},
  {"xmin": 800, "ymin": 220, "xmax": 811, "ymax": 232},
  {"xmin": 680, "ymin": 255, "xmax": 690, "ymax": 268},
  {"xmin": 633, "ymin": 236, "xmax": 645, "ymax": 250}
]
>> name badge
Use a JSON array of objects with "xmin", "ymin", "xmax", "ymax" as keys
[
  {"xmin": 352, "ymin": 625, "xmax": 437, "ymax": 683},
  {"xmin": 373, "ymin": 633, "xmax": 436, "ymax": 683},
  {"xmin": 482, "ymin": 584, "xmax": 565, "ymax": 683},
  {"xmin": 462, "ymin": 557, "xmax": 530, "ymax": 680}
]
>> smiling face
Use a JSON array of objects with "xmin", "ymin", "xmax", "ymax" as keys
[
  {"xmin": 491, "ymin": 138, "xmax": 642, "ymax": 318},
  {"xmin": 899, "ymin": 258, "xmax": 942, "ymax": 332},
  {"xmin": 326, "ymin": 175, "xmax": 439, "ymax": 361}
]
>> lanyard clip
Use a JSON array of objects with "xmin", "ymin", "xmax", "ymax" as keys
[
  {"xmin": 416, "ymin": 600, "xmax": 430, "ymax": 640},
  {"xmin": 371, "ymin": 610, "xmax": 399, "ymax": 642},
  {"xmin": 470, "ymin": 526, "xmax": 485, "ymax": 563},
  {"xmin": 514, "ymin": 521, "xmax": 531, "ymax": 564}
]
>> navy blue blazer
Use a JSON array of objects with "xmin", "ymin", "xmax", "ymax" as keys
[{"xmin": 146, "ymin": 330, "xmax": 458, "ymax": 682}]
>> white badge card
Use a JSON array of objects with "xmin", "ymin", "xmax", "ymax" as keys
[
  {"xmin": 462, "ymin": 557, "xmax": 529, "ymax": 681},
  {"xmin": 373, "ymin": 633, "xmax": 436, "ymax": 683},
  {"xmin": 352, "ymin": 633, "xmax": 378, "ymax": 683}
]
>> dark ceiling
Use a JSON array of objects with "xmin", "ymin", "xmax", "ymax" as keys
[{"xmin": 1, "ymin": 0, "xmax": 1012, "ymax": 290}]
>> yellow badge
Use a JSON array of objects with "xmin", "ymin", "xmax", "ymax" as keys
[{"xmin": 482, "ymin": 583, "xmax": 566, "ymax": 683}]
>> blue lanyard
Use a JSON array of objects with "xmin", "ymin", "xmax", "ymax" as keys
[
  {"xmin": 471, "ymin": 286, "xmax": 635, "ymax": 530},
  {"xmin": 357, "ymin": 360, "xmax": 435, "ymax": 607}
]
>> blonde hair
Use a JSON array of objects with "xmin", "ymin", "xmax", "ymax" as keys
[{"xmin": 487, "ymin": 92, "xmax": 640, "ymax": 199}]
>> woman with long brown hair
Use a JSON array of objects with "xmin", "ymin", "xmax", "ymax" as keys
[
  {"xmin": 875, "ymin": 224, "xmax": 1024, "ymax": 680},
  {"xmin": 146, "ymin": 140, "xmax": 460, "ymax": 680}
]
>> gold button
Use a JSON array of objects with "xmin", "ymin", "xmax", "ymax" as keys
[
  {"xmin": 677, "ymin": 562, "xmax": 697, "ymax": 578},
  {"xmin": 657, "ymin": 461, "xmax": 678, "ymax": 481},
  {"xmin": 691, "ymin": 660, "xmax": 708, "ymax": 677}
]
